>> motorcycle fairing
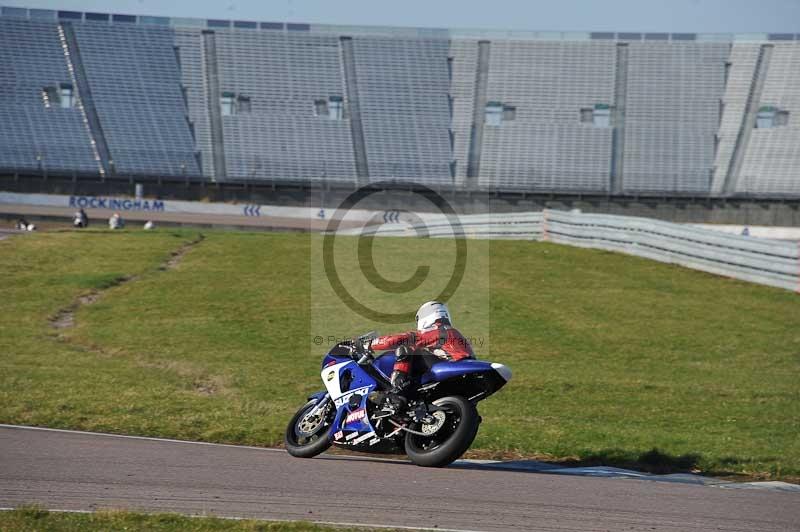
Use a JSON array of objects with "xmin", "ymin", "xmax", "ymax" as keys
[
  {"xmin": 372, "ymin": 352, "xmax": 396, "ymax": 378},
  {"xmin": 371, "ymin": 351, "xmax": 511, "ymax": 387},
  {"xmin": 420, "ymin": 359, "xmax": 507, "ymax": 384},
  {"xmin": 320, "ymin": 357, "xmax": 380, "ymax": 444}
]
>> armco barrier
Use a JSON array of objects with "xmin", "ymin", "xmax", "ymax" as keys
[
  {"xmin": 352, "ymin": 212, "xmax": 543, "ymax": 240},
  {"xmin": 340, "ymin": 209, "xmax": 800, "ymax": 293},
  {"xmin": 543, "ymin": 210, "xmax": 800, "ymax": 292}
]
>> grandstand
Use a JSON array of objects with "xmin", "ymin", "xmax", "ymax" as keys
[{"xmin": 1, "ymin": 5, "xmax": 799, "ymax": 197}]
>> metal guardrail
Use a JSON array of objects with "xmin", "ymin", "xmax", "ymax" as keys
[
  {"xmin": 543, "ymin": 210, "xmax": 799, "ymax": 292},
  {"xmin": 355, "ymin": 212, "xmax": 543, "ymax": 240},
  {"xmin": 346, "ymin": 209, "xmax": 800, "ymax": 292}
]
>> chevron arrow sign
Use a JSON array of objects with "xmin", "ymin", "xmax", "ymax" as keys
[{"xmin": 243, "ymin": 205, "xmax": 262, "ymax": 217}]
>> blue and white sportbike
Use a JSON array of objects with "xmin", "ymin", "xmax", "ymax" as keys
[{"xmin": 285, "ymin": 332, "xmax": 512, "ymax": 467}]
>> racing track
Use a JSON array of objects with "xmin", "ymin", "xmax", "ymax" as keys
[{"xmin": 1, "ymin": 425, "xmax": 798, "ymax": 531}]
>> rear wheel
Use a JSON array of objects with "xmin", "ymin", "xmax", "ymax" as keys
[
  {"xmin": 284, "ymin": 398, "xmax": 334, "ymax": 458},
  {"xmin": 404, "ymin": 396, "xmax": 479, "ymax": 467}
]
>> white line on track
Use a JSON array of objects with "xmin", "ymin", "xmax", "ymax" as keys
[
  {"xmin": 0, "ymin": 423, "xmax": 412, "ymax": 465},
  {"xmin": 0, "ymin": 423, "xmax": 287, "ymax": 452}
]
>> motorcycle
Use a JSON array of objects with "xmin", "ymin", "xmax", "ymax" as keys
[{"xmin": 285, "ymin": 332, "xmax": 512, "ymax": 467}]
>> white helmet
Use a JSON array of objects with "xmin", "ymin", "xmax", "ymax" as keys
[{"xmin": 415, "ymin": 301, "xmax": 451, "ymax": 331}]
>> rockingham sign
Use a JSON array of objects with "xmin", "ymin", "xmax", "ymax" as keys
[
  {"xmin": 0, "ymin": 191, "xmax": 261, "ymax": 216},
  {"xmin": 69, "ymin": 195, "xmax": 166, "ymax": 212}
]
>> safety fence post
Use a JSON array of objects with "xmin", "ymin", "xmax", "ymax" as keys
[{"xmin": 541, "ymin": 209, "xmax": 549, "ymax": 242}]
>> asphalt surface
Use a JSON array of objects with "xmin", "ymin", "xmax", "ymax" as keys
[{"xmin": 1, "ymin": 426, "xmax": 798, "ymax": 531}]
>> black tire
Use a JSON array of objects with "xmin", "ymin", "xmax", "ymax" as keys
[
  {"xmin": 404, "ymin": 396, "xmax": 479, "ymax": 467},
  {"xmin": 284, "ymin": 398, "xmax": 333, "ymax": 458}
]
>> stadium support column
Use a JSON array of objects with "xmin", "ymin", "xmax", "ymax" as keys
[
  {"xmin": 466, "ymin": 40, "xmax": 490, "ymax": 188},
  {"xmin": 610, "ymin": 43, "xmax": 628, "ymax": 195},
  {"xmin": 58, "ymin": 23, "xmax": 111, "ymax": 177},
  {"xmin": 723, "ymin": 44, "xmax": 773, "ymax": 196},
  {"xmin": 202, "ymin": 30, "xmax": 226, "ymax": 181},
  {"xmin": 340, "ymin": 36, "xmax": 370, "ymax": 185}
]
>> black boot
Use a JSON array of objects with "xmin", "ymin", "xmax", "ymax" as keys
[{"xmin": 390, "ymin": 370, "xmax": 411, "ymax": 392}]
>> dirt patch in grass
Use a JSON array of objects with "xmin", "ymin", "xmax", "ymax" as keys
[
  {"xmin": 50, "ymin": 307, "xmax": 76, "ymax": 329},
  {"xmin": 160, "ymin": 234, "xmax": 205, "ymax": 271},
  {"xmin": 45, "ymin": 232, "xmax": 228, "ymax": 397},
  {"xmin": 50, "ymin": 276, "xmax": 131, "ymax": 329},
  {"xmin": 49, "ymin": 234, "xmax": 204, "ymax": 331}
]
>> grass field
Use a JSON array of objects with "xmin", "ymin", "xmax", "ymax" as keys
[
  {"xmin": 1, "ymin": 229, "xmax": 798, "ymax": 480},
  {"xmin": 0, "ymin": 507, "xmax": 378, "ymax": 531}
]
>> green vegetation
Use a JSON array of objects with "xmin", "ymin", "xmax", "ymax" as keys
[
  {"xmin": 1, "ymin": 229, "xmax": 798, "ymax": 480},
  {"xmin": 0, "ymin": 506, "xmax": 377, "ymax": 531}
]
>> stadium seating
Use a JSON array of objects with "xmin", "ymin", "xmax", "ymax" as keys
[
  {"xmin": 738, "ymin": 43, "xmax": 800, "ymax": 195},
  {"xmin": 174, "ymin": 28, "xmax": 214, "ymax": 179},
  {"xmin": 447, "ymin": 39, "xmax": 478, "ymax": 186},
  {"xmin": 622, "ymin": 42, "xmax": 729, "ymax": 194},
  {"xmin": 0, "ymin": 18, "xmax": 100, "ymax": 174},
  {"xmin": 351, "ymin": 36, "xmax": 453, "ymax": 183},
  {"xmin": 212, "ymin": 29, "xmax": 357, "ymax": 181},
  {"xmin": 71, "ymin": 22, "xmax": 200, "ymax": 177},
  {"xmin": 478, "ymin": 40, "xmax": 616, "ymax": 191},
  {"xmin": 711, "ymin": 43, "xmax": 761, "ymax": 194},
  {"xmin": 1, "ymin": 6, "xmax": 799, "ymax": 197}
]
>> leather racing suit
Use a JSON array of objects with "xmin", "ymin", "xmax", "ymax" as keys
[{"xmin": 370, "ymin": 321, "xmax": 474, "ymax": 391}]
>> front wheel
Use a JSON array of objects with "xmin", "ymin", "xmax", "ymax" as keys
[
  {"xmin": 284, "ymin": 398, "xmax": 334, "ymax": 458},
  {"xmin": 405, "ymin": 396, "xmax": 479, "ymax": 467}
]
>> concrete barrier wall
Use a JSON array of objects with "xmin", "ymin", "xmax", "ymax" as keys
[
  {"xmin": 0, "ymin": 191, "xmax": 459, "ymax": 225},
  {"xmin": 0, "ymin": 191, "xmax": 370, "ymax": 221},
  {"xmin": 347, "ymin": 209, "xmax": 800, "ymax": 293}
]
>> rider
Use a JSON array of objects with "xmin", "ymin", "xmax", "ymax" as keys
[
  {"xmin": 73, "ymin": 208, "xmax": 89, "ymax": 228},
  {"xmin": 368, "ymin": 301, "xmax": 474, "ymax": 408}
]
